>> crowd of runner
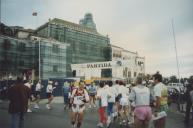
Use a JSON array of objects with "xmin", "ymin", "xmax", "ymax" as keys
[{"xmin": 1, "ymin": 72, "xmax": 193, "ymax": 128}]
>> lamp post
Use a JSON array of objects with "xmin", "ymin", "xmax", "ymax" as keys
[{"xmin": 38, "ymin": 40, "xmax": 41, "ymax": 80}]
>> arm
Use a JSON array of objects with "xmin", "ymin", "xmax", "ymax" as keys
[
  {"xmin": 84, "ymin": 90, "xmax": 90, "ymax": 103},
  {"xmin": 128, "ymin": 89, "xmax": 136, "ymax": 102},
  {"xmin": 153, "ymin": 85, "xmax": 161, "ymax": 111},
  {"xmin": 155, "ymin": 96, "xmax": 161, "ymax": 110},
  {"xmin": 70, "ymin": 89, "xmax": 76, "ymax": 104}
]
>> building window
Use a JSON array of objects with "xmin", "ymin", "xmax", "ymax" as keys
[
  {"xmin": 18, "ymin": 43, "xmax": 26, "ymax": 51},
  {"xmin": 53, "ymin": 65, "xmax": 58, "ymax": 72},
  {"xmin": 52, "ymin": 44, "xmax": 59, "ymax": 53},
  {"xmin": 19, "ymin": 61, "xmax": 24, "ymax": 66},
  {"xmin": 128, "ymin": 71, "xmax": 131, "ymax": 77},
  {"xmin": 2, "ymin": 39, "xmax": 11, "ymax": 50},
  {"xmin": 134, "ymin": 72, "xmax": 137, "ymax": 77}
]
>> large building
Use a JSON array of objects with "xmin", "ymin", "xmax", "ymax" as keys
[
  {"xmin": 0, "ymin": 35, "xmax": 68, "ymax": 80},
  {"xmin": 111, "ymin": 45, "xmax": 145, "ymax": 78},
  {"xmin": 0, "ymin": 13, "xmax": 111, "ymax": 79},
  {"xmin": 71, "ymin": 45, "xmax": 145, "ymax": 81},
  {"xmin": 35, "ymin": 13, "xmax": 111, "ymax": 76}
]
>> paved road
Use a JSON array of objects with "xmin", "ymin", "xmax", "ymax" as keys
[{"xmin": 0, "ymin": 98, "xmax": 191, "ymax": 128}]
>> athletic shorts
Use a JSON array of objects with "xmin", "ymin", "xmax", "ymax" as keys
[
  {"xmin": 35, "ymin": 91, "xmax": 41, "ymax": 97},
  {"xmin": 134, "ymin": 106, "xmax": 152, "ymax": 121},
  {"xmin": 120, "ymin": 97, "xmax": 129, "ymax": 106},
  {"xmin": 89, "ymin": 94, "xmax": 96, "ymax": 98},
  {"xmin": 46, "ymin": 93, "xmax": 52, "ymax": 98},
  {"xmin": 159, "ymin": 104, "xmax": 169, "ymax": 113},
  {"xmin": 72, "ymin": 104, "xmax": 85, "ymax": 113}
]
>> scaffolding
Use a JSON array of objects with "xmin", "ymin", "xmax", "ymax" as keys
[{"xmin": 0, "ymin": 35, "xmax": 68, "ymax": 80}]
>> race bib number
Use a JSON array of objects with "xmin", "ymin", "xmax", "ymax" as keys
[{"xmin": 75, "ymin": 96, "xmax": 84, "ymax": 101}]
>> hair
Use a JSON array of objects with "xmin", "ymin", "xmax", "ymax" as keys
[
  {"xmin": 119, "ymin": 81, "xmax": 124, "ymax": 85},
  {"xmin": 136, "ymin": 76, "xmax": 143, "ymax": 84},
  {"xmin": 16, "ymin": 76, "xmax": 23, "ymax": 83},
  {"xmin": 115, "ymin": 80, "xmax": 119, "ymax": 84},
  {"xmin": 108, "ymin": 81, "xmax": 113, "ymax": 87},
  {"xmin": 153, "ymin": 73, "xmax": 162, "ymax": 82},
  {"xmin": 99, "ymin": 81, "xmax": 104, "ymax": 88}
]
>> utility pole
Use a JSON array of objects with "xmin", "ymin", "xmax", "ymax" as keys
[
  {"xmin": 171, "ymin": 19, "xmax": 180, "ymax": 83},
  {"xmin": 0, "ymin": 0, "xmax": 2, "ymax": 34},
  {"xmin": 39, "ymin": 40, "xmax": 41, "ymax": 80}
]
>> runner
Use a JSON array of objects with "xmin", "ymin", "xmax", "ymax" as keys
[
  {"xmin": 107, "ymin": 80, "xmax": 116, "ymax": 127},
  {"xmin": 129, "ymin": 76, "xmax": 152, "ymax": 128},
  {"xmin": 114, "ymin": 80, "xmax": 120, "ymax": 119},
  {"xmin": 70, "ymin": 82, "xmax": 89, "ymax": 128},
  {"xmin": 153, "ymin": 73, "xmax": 168, "ymax": 128},
  {"xmin": 63, "ymin": 81, "xmax": 70, "ymax": 110},
  {"xmin": 118, "ymin": 81, "xmax": 130, "ymax": 126},
  {"xmin": 34, "ymin": 80, "xmax": 43, "ymax": 109},
  {"xmin": 97, "ymin": 81, "xmax": 109, "ymax": 128},
  {"xmin": 46, "ymin": 81, "xmax": 56, "ymax": 110},
  {"xmin": 88, "ymin": 82, "xmax": 97, "ymax": 108}
]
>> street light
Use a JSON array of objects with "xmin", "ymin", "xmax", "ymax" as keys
[{"xmin": 39, "ymin": 40, "xmax": 41, "ymax": 80}]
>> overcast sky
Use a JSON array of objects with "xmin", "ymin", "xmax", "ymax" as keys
[{"xmin": 1, "ymin": 0, "xmax": 193, "ymax": 78}]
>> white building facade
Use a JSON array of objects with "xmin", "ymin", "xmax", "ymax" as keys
[{"xmin": 71, "ymin": 44, "xmax": 145, "ymax": 81}]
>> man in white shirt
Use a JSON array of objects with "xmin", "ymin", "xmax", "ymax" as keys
[
  {"xmin": 153, "ymin": 73, "xmax": 168, "ymax": 128},
  {"xmin": 107, "ymin": 81, "xmax": 116, "ymax": 119},
  {"xmin": 46, "ymin": 81, "xmax": 55, "ymax": 109},
  {"xmin": 129, "ymin": 76, "xmax": 152, "ymax": 128},
  {"xmin": 96, "ymin": 81, "xmax": 109, "ymax": 128},
  {"xmin": 34, "ymin": 80, "xmax": 43, "ymax": 109}
]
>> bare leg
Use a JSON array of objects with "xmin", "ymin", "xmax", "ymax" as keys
[{"xmin": 77, "ymin": 112, "xmax": 84, "ymax": 128}]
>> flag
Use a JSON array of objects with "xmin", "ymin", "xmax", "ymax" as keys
[{"xmin": 32, "ymin": 12, "xmax": 37, "ymax": 16}]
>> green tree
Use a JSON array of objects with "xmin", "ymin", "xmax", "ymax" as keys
[
  {"xmin": 188, "ymin": 75, "xmax": 193, "ymax": 84},
  {"xmin": 169, "ymin": 75, "xmax": 178, "ymax": 83}
]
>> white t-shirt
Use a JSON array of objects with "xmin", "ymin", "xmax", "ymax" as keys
[
  {"xmin": 71, "ymin": 89, "xmax": 89, "ymax": 105},
  {"xmin": 46, "ymin": 84, "xmax": 53, "ymax": 93},
  {"xmin": 153, "ymin": 82, "xmax": 168, "ymax": 105},
  {"xmin": 129, "ymin": 84, "xmax": 150, "ymax": 107},
  {"xmin": 97, "ymin": 87, "xmax": 109, "ymax": 107},
  {"xmin": 35, "ymin": 83, "xmax": 42, "ymax": 91},
  {"xmin": 118, "ymin": 85, "xmax": 129, "ymax": 98},
  {"xmin": 114, "ymin": 84, "xmax": 119, "ymax": 97},
  {"xmin": 154, "ymin": 82, "xmax": 166, "ymax": 97},
  {"xmin": 108, "ymin": 86, "xmax": 117, "ymax": 103}
]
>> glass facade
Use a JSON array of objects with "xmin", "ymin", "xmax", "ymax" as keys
[
  {"xmin": 36, "ymin": 18, "xmax": 111, "ymax": 76},
  {"xmin": 0, "ymin": 36, "xmax": 68, "ymax": 80}
]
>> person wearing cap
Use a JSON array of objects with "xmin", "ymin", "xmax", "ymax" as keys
[
  {"xmin": 70, "ymin": 82, "xmax": 89, "ymax": 128},
  {"xmin": 46, "ymin": 81, "xmax": 56, "ymax": 109},
  {"xmin": 129, "ymin": 76, "xmax": 152, "ymax": 128}
]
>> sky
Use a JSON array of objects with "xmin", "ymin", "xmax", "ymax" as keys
[{"xmin": 1, "ymin": 0, "xmax": 193, "ymax": 78}]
